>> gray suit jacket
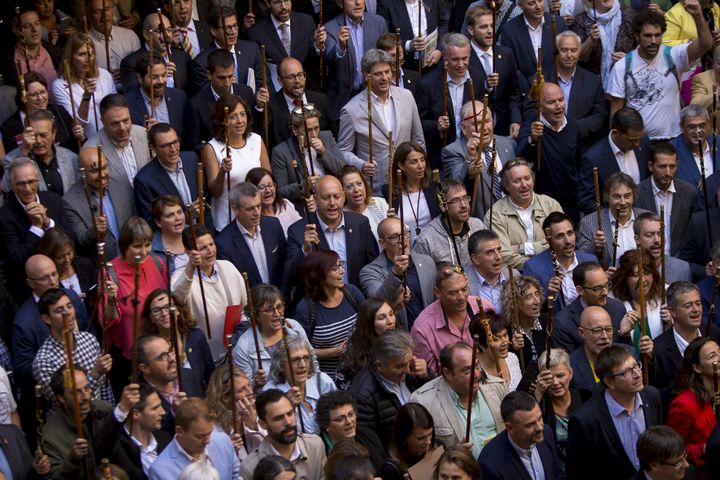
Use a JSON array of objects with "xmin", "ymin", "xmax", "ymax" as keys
[
  {"xmin": 3, "ymin": 146, "xmax": 78, "ymax": 194},
  {"xmin": 337, "ymin": 86, "xmax": 425, "ymax": 193},
  {"xmin": 61, "ymin": 180, "xmax": 134, "ymax": 259},
  {"xmin": 359, "ymin": 251, "xmax": 436, "ymax": 329},
  {"xmin": 577, "ymin": 207, "xmax": 649, "ymax": 268},
  {"xmin": 441, "ymin": 135, "xmax": 516, "ymax": 219},
  {"xmin": 84, "ymin": 125, "xmax": 151, "ymax": 197},
  {"xmin": 270, "ymin": 131, "xmax": 344, "ymax": 212},
  {"xmin": 665, "ymin": 255, "xmax": 693, "ymax": 284},
  {"xmin": 635, "ymin": 177, "xmax": 700, "ymax": 257}
]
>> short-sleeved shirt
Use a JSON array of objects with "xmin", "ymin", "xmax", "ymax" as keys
[{"xmin": 606, "ymin": 44, "xmax": 690, "ymax": 140}]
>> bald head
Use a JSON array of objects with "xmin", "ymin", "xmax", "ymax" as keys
[
  {"xmin": 539, "ymin": 82, "xmax": 566, "ymax": 129},
  {"xmin": 580, "ymin": 306, "xmax": 611, "ymax": 328},
  {"xmin": 579, "ymin": 306, "xmax": 613, "ymax": 359},
  {"xmin": 541, "ymin": 82, "xmax": 562, "ymax": 100},
  {"xmin": 26, "ymin": 254, "xmax": 59, "ymax": 295},
  {"xmin": 315, "ymin": 176, "xmax": 344, "ymax": 226},
  {"xmin": 77, "ymin": 147, "xmax": 108, "ymax": 192},
  {"xmin": 78, "ymin": 147, "xmax": 106, "ymax": 169},
  {"xmin": 278, "ymin": 57, "xmax": 306, "ymax": 98}
]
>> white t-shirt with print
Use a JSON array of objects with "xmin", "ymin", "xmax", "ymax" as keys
[{"xmin": 0, "ymin": 367, "xmax": 16, "ymax": 424}]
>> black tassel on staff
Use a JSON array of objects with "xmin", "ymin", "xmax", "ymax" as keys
[
  {"xmin": 546, "ymin": 293, "xmax": 554, "ymax": 369},
  {"xmin": 280, "ymin": 317, "xmax": 306, "ymax": 433},
  {"xmin": 433, "ymin": 170, "xmax": 463, "ymax": 273},
  {"xmin": 186, "ymin": 208, "xmax": 212, "ymax": 338},
  {"xmin": 395, "ymin": 28, "xmax": 402, "ymax": 86},
  {"xmin": 698, "ymin": 140, "xmax": 713, "ymax": 248},
  {"xmin": 612, "ymin": 206, "xmax": 620, "ymax": 267}
]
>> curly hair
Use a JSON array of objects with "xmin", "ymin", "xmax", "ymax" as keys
[
  {"xmin": 500, "ymin": 274, "xmax": 544, "ymax": 325},
  {"xmin": 268, "ymin": 335, "xmax": 316, "ymax": 384},
  {"xmin": 469, "ymin": 310, "xmax": 510, "ymax": 349},
  {"xmin": 611, "ymin": 249, "xmax": 661, "ymax": 306}
]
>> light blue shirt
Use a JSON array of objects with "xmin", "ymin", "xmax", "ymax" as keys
[
  {"xmin": 348, "ymin": 17, "xmax": 365, "ymax": 90},
  {"xmin": 605, "ymin": 390, "xmax": 646, "ymax": 470},
  {"xmin": 162, "ymin": 161, "xmax": 192, "ymax": 206},
  {"xmin": 447, "ymin": 72, "xmax": 471, "ymax": 139},
  {"xmin": 449, "ymin": 385, "xmax": 497, "ymax": 458},
  {"xmin": 509, "ymin": 435, "xmax": 546, "ymax": 480},
  {"xmin": 474, "ymin": 268, "xmax": 505, "ymax": 314},
  {"xmin": 93, "ymin": 191, "xmax": 120, "ymax": 241},
  {"xmin": 141, "ymin": 88, "xmax": 170, "ymax": 123},
  {"xmin": 557, "ymin": 69, "xmax": 575, "ymax": 114},
  {"xmin": 263, "ymin": 371, "xmax": 337, "ymax": 434},
  {"xmin": 0, "ymin": 445, "xmax": 14, "ymax": 480},
  {"xmin": 379, "ymin": 374, "xmax": 411, "ymax": 405},
  {"xmin": 316, "ymin": 214, "xmax": 348, "ymax": 283}
]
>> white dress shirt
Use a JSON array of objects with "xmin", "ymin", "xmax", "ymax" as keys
[
  {"xmin": 238, "ymin": 221, "xmax": 270, "ymax": 283},
  {"xmin": 524, "ymin": 16, "xmax": 544, "ymax": 61},
  {"xmin": 611, "ymin": 210, "xmax": 637, "ymax": 266},
  {"xmin": 609, "ymin": 133, "xmax": 641, "ymax": 184},
  {"xmin": 371, "ymin": 91, "xmax": 397, "ymax": 134},
  {"xmin": 651, "ymin": 176, "xmax": 674, "ymax": 254}
]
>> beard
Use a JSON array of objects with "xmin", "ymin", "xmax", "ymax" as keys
[{"xmin": 271, "ymin": 424, "xmax": 298, "ymax": 445}]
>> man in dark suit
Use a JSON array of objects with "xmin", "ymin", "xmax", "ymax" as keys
[
  {"xmin": 498, "ymin": 0, "xmax": 567, "ymax": 93},
  {"xmin": 164, "ymin": 0, "xmax": 213, "ymax": 59},
  {"xmin": 0, "ymin": 158, "xmax": 65, "ymax": 300},
  {"xmin": 120, "ymin": 13, "xmax": 193, "ymax": 93},
  {"xmin": 577, "ymin": 107, "xmax": 651, "ymax": 215},
  {"xmin": 263, "ymin": 57, "xmax": 336, "ymax": 148},
  {"xmin": 63, "ymin": 147, "xmax": 133, "ymax": 260},
  {"xmin": 248, "ymin": 0, "xmax": 322, "ymax": 91},
  {"xmin": 466, "ymin": 4, "xmax": 521, "ymax": 138},
  {"xmin": 191, "ymin": 6, "xmax": 265, "ymax": 93},
  {"xmin": 216, "ymin": 182, "xmax": 287, "ymax": 289},
  {"xmin": 478, "ymin": 391, "xmax": 562, "ymax": 480},
  {"xmin": 324, "ymin": 0, "xmax": 389, "ymax": 115},
  {"xmin": 185, "ymin": 49, "xmax": 256, "ymax": 150},
  {"xmin": 125, "ymin": 53, "xmax": 189, "ymax": 141},
  {"xmin": 636, "ymin": 143, "xmax": 702, "ymax": 260},
  {"xmin": 134, "ymin": 124, "xmax": 213, "ymax": 230},
  {"xmin": 633, "ymin": 212, "xmax": 693, "ymax": 285},
  {"xmin": 96, "ymin": 383, "xmax": 172, "ymax": 479},
  {"xmin": 566, "ymin": 345, "xmax": 663, "ymax": 480},
  {"xmin": 286, "ymin": 175, "xmax": 378, "ymax": 293},
  {"xmin": 678, "ymin": 207, "xmax": 720, "ymax": 281},
  {"xmin": 670, "ymin": 104, "xmax": 720, "ymax": 189},
  {"xmin": 554, "ymin": 262, "xmax": 631, "ymax": 353}
]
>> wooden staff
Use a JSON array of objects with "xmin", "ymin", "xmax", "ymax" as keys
[
  {"xmin": 698, "ymin": 140, "xmax": 713, "ymax": 248},
  {"xmin": 97, "ymin": 145, "xmax": 105, "ymax": 217},
  {"xmin": 388, "ymin": 131, "xmax": 394, "ymax": 206},
  {"xmin": 292, "ymin": 159, "xmax": 312, "ymax": 219},
  {"xmin": 488, "ymin": 144, "xmax": 497, "ymax": 229},
  {"xmin": 186, "ymin": 207, "xmax": 212, "ymax": 338},
  {"xmin": 261, "ymin": 45, "xmax": 269, "ymax": 148},
  {"xmin": 529, "ymin": 47, "xmax": 544, "ymax": 171},
  {"xmin": 302, "ymin": 106, "xmax": 316, "ymax": 177},
  {"xmin": 478, "ymin": 299, "xmax": 502, "ymax": 377},
  {"xmin": 441, "ymin": 62, "xmax": 448, "ymax": 146},
  {"xmin": 35, "ymin": 384, "xmax": 44, "ymax": 455},
  {"xmin": 507, "ymin": 267, "xmax": 525, "ymax": 371},
  {"xmin": 464, "ymin": 333, "xmax": 479, "ymax": 443},
  {"xmin": 279, "ymin": 317, "xmax": 306, "ymax": 433},
  {"xmin": 156, "ymin": 9, "xmax": 172, "ymax": 59},
  {"xmin": 248, "ymin": 0, "xmax": 253, "ymax": 15},
  {"xmin": 79, "ymin": 168, "xmax": 98, "ymax": 231},
  {"xmin": 713, "ymin": 361, "xmax": 720, "ymax": 417},
  {"xmin": 63, "ymin": 60, "xmax": 83, "ymax": 151},
  {"xmin": 224, "ymin": 106, "xmax": 232, "ymax": 225},
  {"xmin": 101, "ymin": 459, "xmax": 112, "ymax": 479},
  {"xmin": 242, "ymin": 273, "xmax": 263, "ymax": 370},
  {"xmin": 149, "ymin": 34, "xmax": 156, "ymax": 119},
  {"xmin": 226, "ymin": 335, "xmax": 245, "ymax": 442},
  {"xmin": 468, "ymin": 89, "xmax": 489, "ymax": 215},
  {"xmin": 16, "ymin": 61, "xmax": 28, "ymax": 124},
  {"xmin": 612, "ymin": 207, "xmax": 620, "ymax": 267},
  {"xmin": 101, "ymin": 0, "xmax": 111, "ymax": 71},
  {"xmin": 367, "ymin": 75, "xmax": 374, "ymax": 187},
  {"xmin": 62, "ymin": 313, "xmax": 85, "ymax": 438},
  {"xmin": 418, "ymin": 0, "xmax": 423, "ymax": 73},
  {"xmin": 395, "ymin": 29, "xmax": 401, "ymax": 86},
  {"xmin": 637, "ymin": 248, "xmax": 649, "ymax": 386},
  {"xmin": 593, "ymin": 167, "xmax": 605, "ymax": 266},
  {"xmin": 545, "ymin": 294, "xmax": 554, "ymax": 369},
  {"xmin": 660, "ymin": 205, "xmax": 666, "ymax": 305},
  {"xmin": 397, "ymin": 169, "xmax": 408, "ymax": 289},
  {"xmin": 713, "ymin": 85, "xmax": 717, "ymax": 169},
  {"xmin": 707, "ymin": 275, "xmax": 719, "ymax": 338},
  {"xmin": 130, "ymin": 255, "xmax": 141, "ymax": 383},
  {"xmin": 168, "ymin": 304, "xmax": 184, "ymax": 391},
  {"xmin": 97, "ymin": 242, "xmax": 107, "ymax": 353},
  {"xmin": 544, "ymin": 227, "xmax": 565, "ymax": 308},
  {"xmin": 434, "ymin": 169, "xmax": 464, "ymax": 272},
  {"xmin": 82, "ymin": 16, "xmax": 88, "ymax": 34},
  {"xmin": 550, "ymin": 3, "xmax": 559, "ymax": 82},
  {"xmin": 198, "ymin": 161, "xmax": 205, "ymax": 225},
  {"xmin": 318, "ymin": 0, "xmax": 324, "ymax": 90}
]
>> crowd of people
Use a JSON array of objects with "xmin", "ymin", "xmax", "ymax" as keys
[{"xmin": 3, "ymin": 0, "xmax": 720, "ymax": 478}]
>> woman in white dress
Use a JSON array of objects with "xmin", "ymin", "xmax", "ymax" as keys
[
  {"xmin": 51, "ymin": 33, "xmax": 116, "ymax": 137},
  {"xmin": 246, "ymin": 167, "xmax": 301, "ymax": 237},
  {"xmin": 341, "ymin": 165, "xmax": 389, "ymax": 243},
  {"xmin": 471, "ymin": 311, "xmax": 522, "ymax": 392},
  {"xmin": 201, "ymin": 94, "xmax": 270, "ymax": 231}
]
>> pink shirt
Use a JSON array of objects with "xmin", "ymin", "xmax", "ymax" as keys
[
  {"xmin": 14, "ymin": 46, "xmax": 58, "ymax": 85},
  {"xmin": 106, "ymin": 256, "xmax": 166, "ymax": 358},
  {"xmin": 410, "ymin": 296, "xmax": 494, "ymax": 375}
]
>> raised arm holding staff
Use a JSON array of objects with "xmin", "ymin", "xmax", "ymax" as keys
[{"xmin": 63, "ymin": 60, "xmax": 83, "ymax": 151}]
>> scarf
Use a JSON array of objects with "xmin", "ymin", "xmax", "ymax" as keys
[{"xmin": 591, "ymin": 1, "xmax": 622, "ymax": 89}]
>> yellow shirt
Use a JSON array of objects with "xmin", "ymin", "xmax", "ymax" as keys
[{"xmin": 663, "ymin": 2, "xmax": 720, "ymax": 46}]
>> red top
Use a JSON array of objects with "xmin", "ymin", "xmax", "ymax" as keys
[{"xmin": 667, "ymin": 389, "xmax": 717, "ymax": 479}]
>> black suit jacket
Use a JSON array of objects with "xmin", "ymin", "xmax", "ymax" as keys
[
  {"xmin": 185, "ymin": 83, "xmax": 256, "ymax": 150},
  {"xmin": 0, "ymin": 424, "xmax": 42, "ymax": 480},
  {"xmin": 577, "ymin": 134, "xmax": 652, "ymax": 215},
  {"xmin": 133, "ymin": 153, "xmax": 215, "ymax": 231},
  {"xmin": 377, "ymin": 0, "xmax": 450, "ymax": 57},
  {"xmin": 124, "ymin": 86, "xmax": 189, "ymax": 140},
  {"xmin": 569, "ymin": 346, "xmax": 600, "ymax": 398},
  {"xmin": 553, "ymin": 297, "xmax": 629, "ymax": 353},
  {"xmin": 478, "ymin": 426, "xmax": 562, "ymax": 480},
  {"xmin": 191, "ymin": 41, "xmax": 264, "ymax": 93},
  {"xmin": 142, "ymin": 367, "xmax": 204, "ymax": 437},
  {"xmin": 215, "ymin": 215, "xmax": 288, "ymax": 288},
  {"xmin": 402, "ymin": 68, "xmax": 421, "ymax": 96},
  {"xmin": 193, "ymin": 19, "xmax": 214, "ymax": 51},
  {"xmin": 498, "ymin": 13, "xmax": 568, "ymax": 93},
  {"xmin": 566, "ymin": 386, "xmax": 663, "ymax": 480},
  {"xmin": 267, "ymin": 89, "xmax": 337, "ymax": 148},
  {"xmin": 120, "ymin": 46, "xmax": 193, "ymax": 94},
  {"xmin": 467, "ymin": 43, "xmax": 522, "ymax": 136},
  {"xmin": 95, "ymin": 409, "xmax": 172, "ymax": 480},
  {"xmin": 678, "ymin": 207, "xmax": 720, "ymax": 280},
  {"xmin": 567, "ymin": 67, "xmax": 607, "ymax": 142},
  {"xmin": 248, "ymin": 12, "xmax": 317, "ymax": 66},
  {"xmin": 1, "ymin": 104, "xmax": 78, "ymax": 154}
]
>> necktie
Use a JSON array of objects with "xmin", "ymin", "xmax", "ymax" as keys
[
  {"xmin": 481, "ymin": 52, "xmax": 492, "ymax": 75},
  {"xmin": 293, "ymin": 98, "xmax": 302, "ymax": 108},
  {"xmin": 182, "ymin": 30, "xmax": 195, "ymax": 58},
  {"xmin": 484, "ymin": 146, "xmax": 502, "ymax": 201},
  {"xmin": 280, "ymin": 23, "xmax": 291, "ymax": 56}
]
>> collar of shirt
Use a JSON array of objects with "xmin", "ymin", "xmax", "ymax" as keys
[
  {"xmin": 540, "ymin": 113, "xmax": 567, "ymax": 132},
  {"xmin": 508, "ymin": 434, "xmax": 537, "ymax": 459},
  {"xmin": 523, "ymin": 16, "xmax": 544, "ymax": 31},
  {"xmin": 611, "ymin": 210, "xmax": 635, "ymax": 228},
  {"xmin": 557, "ymin": 254, "xmax": 579, "ymax": 274},
  {"xmin": 471, "ymin": 42, "xmax": 492, "ymax": 58},
  {"xmin": 558, "ymin": 68, "xmax": 576, "ymax": 84},
  {"xmin": 125, "ymin": 426, "xmax": 159, "ymax": 453},
  {"xmin": 673, "ymin": 327, "xmax": 699, "ymax": 351},
  {"xmin": 112, "ymin": 137, "xmax": 132, "ymax": 150},
  {"xmin": 371, "ymin": 90, "xmax": 393, "ymax": 106},
  {"xmin": 509, "ymin": 193, "xmax": 535, "ymax": 213},
  {"xmin": 348, "ymin": 16, "xmax": 364, "ymax": 27},
  {"xmin": 210, "ymin": 84, "xmax": 232, "ymax": 100},
  {"xmin": 174, "ymin": 437, "xmax": 208, "ymax": 462},
  {"xmin": 475, "ymin": 267, "xmax": 503, "ymax": 287},
  {"xmin": 316, "ymin": 213, "xmax": 346, "ymax": 234},
  {"xmin": 605, "ymin": 390, "xmax": 643, "ymax": 418},
  {"xmin": 269, "ymin": 439, "xmax": 303, "ymax": 461},
  {"xmin": 143, "ymin": 43, "xmax": 169, "ymax": 61},
  {"xmin": 213, "ymin": 41, "xmax": 236, "ymax": 55},
  {"xmin": 186, "ymin": 20, "xmax": 197, "ymax": 33},
  {"xmin": 608, "ymin": 133, "xmax": 625, "ymax": 157},
  {"xmin": 650, "ymin": 176, "xmax": 675, "ymax": 196},
  {"xmin": 17, "ymin": 193, "xmax": 40, "ymax": 209},
  {"xmin": 162, "ymin": 160, "xmax": 184, "ymax": 175},
  {"xmin": 237, "ymin": 221, "xmax": 262, "ymax": 238},
  {"xmin": 271, "ymin": 15, "xmax": 292, "ymax": 31},
  {"xmin": 284, "ymin": 92, "xmax": 307, "ymax": 111},
  {"xmin": 199, "ymin": 265, "xmax": 220, "ymax": 282},
  {"xmin": 90, "ymin": 27, "xmax": 113, "ymax": 42},
  {"xmin": 447, "ymin": 71, "xmax": 471, "ymax": 86}
]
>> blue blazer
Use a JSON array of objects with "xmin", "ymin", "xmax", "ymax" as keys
[
  {"xmin": 523, "ymin": 250, "xmax": 597, "ymax": 311},
  {"xmin": 498, "ymin": 13, "xmax": 568, "ymax": 93},
  {"xmin": 148, "ymin": 430, "xmax": 240, "ymax": 480},
  {"xmin": 671, "ymin": 134, "xmax": 720, "ymax": 189},
  {"xmin": 478, "ymin": 426, "xmax": 563, "ymax": 480},
  {"xmin": 569, "ymin": 345, "xmax": 600, "ymax": 398},
  {"xmin": 577, "ymin": 134, "xmax": 651, "ymax": 215},
  {"xmin": 186, "ymin": 327, "xmax": 215, "ymax": 388},
  {"xmin": 125, "ymin": 86, "xmax": 188, "ymax": 140},
  {"xmin": 133, "ymin": 153, "xmax": 214, "ymax": 231},
  {"xmin": 215, "ymin": 215, "xmax": 287, "ymax": 289}
]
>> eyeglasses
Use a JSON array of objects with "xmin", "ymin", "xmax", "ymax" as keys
[
  {"xmin": 579, "ymin": 325, "xmax": 614, "ymax": 337},
  {"xmin": 222, "ymin": 23, "xmax": 240, "ymax": 32},
  {"xmin": 28, "ymin": 271, "xmax": 59, "ymax": 283},
  {"xmin": 152, "ymin": 350, "xmax": 175, "ymax": 363},
  {"xmin": 331, "ymin": 261, "xmax": 345, "ymax": 272},
  {"xmin": 662, "ymin": 453, "xmax": 688, "ymax": 470},
  {"xmin": 15, "ymin": 179, "xmax": 39, "ymax": 189},
  {"xmin": 382, "ymin": 233, "xmax": 404, "ymax": 244},
  {"xmin": 330, "ymin": 410, "xmax": 356, "ymax": 424},
  {"xmin": 289, "ymin": 354, "xmax": 311, "ymax": 366},
  {"xmin": 581, "ymin": 282, "xmax": 610, "ymax": 294},
  {"xmin": 283, "ymin": 72, "xmax": 307, "ymax": 82},
  {"xmin": 256, "ymin": 183, "xmax": 276, "ymax": 192},
  {"xmin": 27, "ymin": 91, "xmax": 48, "ymax": 99},
  {"xmin": 446, "ymin": 195, "xmax": 471, "ymax": 207},
  {"xmin": 609, "ymin": 362, "xmax": 642, "ymax": 380},
  {"xmin": 228, "ymin": 111, "xmax": 247, "ymax": 122},
  {"xmin": 257, "ymin": 303, "xmax": 285, "ymax": 315},
  {"xmin": 156, "ymin": 139, "xmax": 180, "ymax": 150},
  {"xmin": 150, "ymin": 304, "xmax": 171, "ymax": 316}
]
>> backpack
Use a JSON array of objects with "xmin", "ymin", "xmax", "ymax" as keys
[{"xmin": 624, "ymin": 45, "xmax": 680, "ymax": 93}]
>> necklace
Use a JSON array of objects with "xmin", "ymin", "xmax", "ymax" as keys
[{"xmin": 406, "ymin": 190, "xmax": 423, "ymax": 236}]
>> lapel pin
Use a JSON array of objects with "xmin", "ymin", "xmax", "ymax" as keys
[{"xmin": 349, "ymin": 228, "xmax": 353, "ymax": 234}]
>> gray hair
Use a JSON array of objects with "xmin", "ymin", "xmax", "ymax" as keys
[
  {"xmin": 443, "ymin": 32, "xmax": 470, "ymax": 51},
  {"xmin": 229, "ymin": 182, "xmax": 259, "ymax": 209},
  {"xmin": 538, "ymin": 348, "xmax": 571, "ymax": 372},
  {"xmin": 460, "ymin": 100, "xmax": 490, "ymax": 122},
  {"xmin": 268, "ymin": 335, "xmax": 316, "ymax": 384},
  {"xmin": 361, "ymin": 49, "xmax": 394, "ymax": 75},
  {"xmin": 499, "ymin": 158, "xmax": 535, "ymax": 191},
  {"xmin": 178, "ymin": 460, "xmax": 221, "ymax": 480},
  {"xmin": 666, "ymin": 281, "xmax": 700, "ymax": 309},
  {"xmin": 371, "ymin": 329, "xmax": 414, "ymax": 366},
  {"xmin": 7, "ymin": 157, "xmax": 41, "ymax": 186},
  {"xmin": 28, "ymin": 108, "xmax": 56, "ymax": 127},
  {"xmin": 556, "ymin": 30, "xmax": 581, "ymax": 47},
  {"xmin": 680, "ymin": 104, "xmax": 710, "ymax": 125}
]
